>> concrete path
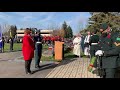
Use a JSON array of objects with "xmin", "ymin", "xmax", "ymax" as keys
[{"xmin": 0, "ymin": 51, "xmax": 58, "ymax": 78}]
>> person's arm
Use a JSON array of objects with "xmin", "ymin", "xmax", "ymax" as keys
[
  {"xmin": 104, "ymin": 48, "xmax": 120, "ymax": 56},
  {"xmin": 84, "ymin": 36, "xmax": 87, "ymax": 44},
  {"xmin": 24, "ymin": 36, "xmax": 34, "ymax": 50},
  {"xmin": 89, "ymin": 36, "xmax": 92, "ymax": 46}
]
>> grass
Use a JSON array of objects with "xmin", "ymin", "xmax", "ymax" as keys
[
  {"xmin": 4, "ymin": 43, "xmax": 22, "ymax": 52},
  {"xmin": 4, "ymin": 43, "xmax": 49, "ymax": 52},
  {"xmin": 42, "ymin": 45, "xmax": 49, "ymax": 50},
  {"xmin": 4, "ymin": 43, "xmax": 87, "ymax": 61},
  {"xmin": 41, "ymin": 56, "xmax": 55, "ymax": 61}
]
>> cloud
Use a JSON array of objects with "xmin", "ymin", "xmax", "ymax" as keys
[
  {"xmin": 22, "ymin": 16, "xmax": 34, "ymax": 21},
  {"xmin": 0, "ymin": 12, "xmax": 91, "ymax": 34},
  {"xmin": 0, "ymin": 12, "xmax": 13, "ymax": 21},
  {"xmin": 37, "ymin": 12, "xmax": 56, "ymax": 23}
]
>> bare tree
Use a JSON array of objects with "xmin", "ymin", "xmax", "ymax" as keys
[
  {"xmin": 2, "ymin": 23, "xmax": 11, "ymax": 33},
  {"xmin": 1, "ymin": 23, "xmax": 11, "ymax": 37}
]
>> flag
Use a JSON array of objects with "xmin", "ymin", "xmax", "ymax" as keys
[{"xmin": 10, "ymin": 30, "xmax": 12, "ymax": 38}]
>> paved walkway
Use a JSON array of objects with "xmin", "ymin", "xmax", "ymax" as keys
[
  {"xmin": 0, "ymin": 51, "xmax": 22, "ymax": 61},
  {"xmin": 0, "ymin": 51, "xmax": 99, "ymax": 78},
  {"xmin": 0, "ymin": 51, "xmax": 57, "ymax": 78},
  {"xmin": 46, "ymin": 58, "xmax": 100, "ymax": 78},
  {"xmin": 1, "ymin": 51, "xmax": 120, "ymax": 78}
]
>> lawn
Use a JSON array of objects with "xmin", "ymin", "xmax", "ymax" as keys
[
  {"xmin": 4, "ymin": 43, "xmax": 22, "ymax": 52},
  {"xmin": 4, "ymin": 43, "xmax": 86, "ymax": 61},
  {"xmin": 4, "ymin": 43, "xmax": 49, "ymax": 52}
]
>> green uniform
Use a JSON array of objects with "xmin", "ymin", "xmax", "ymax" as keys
[
  {"xmin": 89, "ymin": 34, "xmax": 99, "ymax": 57},
  {"xmin": 104, "ymin": 33, "xmax": 120, "ymax": 68},
  {"xmin": 89, "ymin": 34, "xmax": 99, "ymax": 68},
  {"xmin": 34, "ymin": 34, "xmax": 43, "ymax": 68},
  {"xmin": 98, "ymin": 33, "xmax": 118, "ymax": 78}
]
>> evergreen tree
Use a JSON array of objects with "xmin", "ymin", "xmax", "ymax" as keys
[
  {"xmin": 67, "ymin": 26, "xmax": 73, "ymax": 38},
  {"xmin": 86, "ymin": 12, "xmax": 120, "ymax": 33},
  {"xmin": 62, "ymin": 21, "xmax": 68, "ymax": 38},
  {"xmin": 9, "ymin": 25, "xmax": 17, "ymax": 38}
]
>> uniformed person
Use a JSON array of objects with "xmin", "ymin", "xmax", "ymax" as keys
[
  {"xmin": 9, "ymin": 37, "xmax": 14, "ymax": 52},
  {"xmin": 0, "ymin": 38, "xmax": 2, "ymax": 53},
  {"xmin": 2, "ymin": 37, "xmax": 5, "ymax": 53},
  {"xmin": 102, "ymin": 32, "xmax": 120, "ymax": 78},
  {"xmin": 96, "ymin": 23, "xmax": 118, "ymax": 78},
  {"xmin": 89, "ymin": 30, "xmax": 99, "ymax": 68},
  {"xmin": 34, "ymin": 31, "xmax": 43, "ymax": 69},
  {"xmin": 89, "ymin": 30, "xmax": 99, "ymax": 58}
]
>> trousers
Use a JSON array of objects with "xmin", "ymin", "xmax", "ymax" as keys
[
  {"xmin": 25, "ymin": 59, "xmax": 32, "ymax": 73},
  {"xmin": 35, "ymin": 43, "xmax": 42, "ymax": 67}
]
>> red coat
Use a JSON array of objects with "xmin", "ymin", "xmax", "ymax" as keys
[{"xmin": 22, "ymin": 34, "xmax": 35, "ymax": 60}]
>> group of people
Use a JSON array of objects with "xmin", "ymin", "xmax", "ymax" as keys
[
  {"xmin": 0, "ymin": 36, "xmax": 14, "ymax": 53},
  {"xmin": 42, "ymin": 35, "xmax": 63, "ymax": 45},
  {"xmin": 22, "ymin": 28, "xmax": 62, "ymax": 75},
  {"xmin": 72, "ymin": 31, "xmax": 91, "ymax": 58},
  {"xmin": 91, "ymin": 23, "xmax": 120, "ymax": 78},
  {"xmin": 73, "ymin": 23, "xmax": 120, "ymax": 78},
  {"xmin": 22, "ymin": 28, "xmax": 43, "ymax": 74}
]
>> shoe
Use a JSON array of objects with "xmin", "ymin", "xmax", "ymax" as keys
[
  {"xmin": 35, "ymin": 65, "xmax": 41, "ymax": 69},
  {"xmin": 92, "ymin": 69, "xmax": 99, "ymax": 75},
  {"xmin": 26, "ymin": 71, "xmax": 33, "ymax": 75}
]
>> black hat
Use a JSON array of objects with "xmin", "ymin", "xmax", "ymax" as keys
[
  {"xmin": 100, "ymin": 23, "xmax": 109, "ymax": 30},
  {"xmin": 92, "ymin": 29, "xmax": 98, "ymax": 34}
]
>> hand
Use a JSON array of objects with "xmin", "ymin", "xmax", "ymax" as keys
[{"xmin": 95, "ymin": 50, "xmax": 104, "ymax": 56}]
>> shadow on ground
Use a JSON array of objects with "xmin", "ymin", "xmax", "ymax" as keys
[{"xmin": 32, "ymin": 63, "xmax": 58, "ymax": 74}]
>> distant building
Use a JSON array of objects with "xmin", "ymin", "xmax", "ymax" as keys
[
  {"xmin": 40, "ymin": 30, "xmax": 53, "ymax": 36},
  {"xmin": 16, "ymin": 29, "xmax": 25, "ymax": 38},
  {"xmin": 16, "ymin": 29, "xmax": 25, "ymax": 42},
  {"xmin": 16, "ymin": 29, "xmax": 54, "ymax": 42}
]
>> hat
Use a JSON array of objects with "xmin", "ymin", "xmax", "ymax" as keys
[{"xmin": 100, "ymin": 23, "xmax": 109, "ymax": 30}]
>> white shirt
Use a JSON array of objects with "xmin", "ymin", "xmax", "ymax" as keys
[{"xmin": 84, "ymin": 35, "xmax": 91, "ymax": 44}]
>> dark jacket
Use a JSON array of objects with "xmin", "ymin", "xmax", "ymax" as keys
[{"xmin": 98, "ymin": 34, "xmax": 118, "ymax": 68}]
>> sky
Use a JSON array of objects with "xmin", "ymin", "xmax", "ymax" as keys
[{"xmin": 0, "ymin": 12, "xmax": 91, "ymax": 35}]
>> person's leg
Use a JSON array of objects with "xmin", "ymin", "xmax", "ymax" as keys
[
  {"xmin": 28, "ymin": 59, "xmax": 32, "ymax": 73},
  {"xmin": 25, "ymin": 60, "xmax": 29, "ymax": 74},
  {"xmin": 2, "ymin": 42, "xmax": 4, "ymax": 52},
  {"xmin": 0, "ymin": 48, "xmax": 2, "ymax": 53},
  {"xmin": 36, "ymin": 44, "xmax": 42, "ymax": 67},
  {"xmin": 35, "ymin": 44, "xmax": 39, "ymax": 68},
  {"xmin": 38, "ymin": 44, "xmax": 42, "ymax": 66},
  {"xmin": 105, "ymin": 68, "xmax": 116, "ymax": 78},
  {"xmin": 12, "ymin": 41, "xmax": 13, "ymax": 50},
  {"xmin": 10, "ymin": 42, "xmax": 12, "ymax": 51}
]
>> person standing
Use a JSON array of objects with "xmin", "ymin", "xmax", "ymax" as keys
[
  {"xmin": 0, "ymin": 38, "xmax": 2, "ymax": 53},
  {"xmin": 84, "ymin": 31, "xmax": 91, "ymax": 57},
  {"xmin": 95, "ymin": 23, "xmax": 118, "ymax": 78},
  {"xmin": 2, "ymin": 37, "xmax": 5, "ymax": 53},
  {"xmin": 9, "ymin": 37, "xmax": 14, "ymax": 52},
  {"xmin": 89, "ymin": 30, "xmax": 99, "ymax": 67},
  {"xmin": 80, "ymin": 34, "xmax": 85, "ymax": 55},
  {"xmin": 73, "ymin": 34, "xmax": 81, "ymax": 57},
  {"xmin": 22, "ymin": 28, "xmax": 35, "ymax": 74},
  {"xmin": 34, "ymin": 31, "xmax": 43, "ymax": 69}
]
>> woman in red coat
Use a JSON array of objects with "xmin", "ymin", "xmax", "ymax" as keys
[{"xmin": 22, "ymin": 28, "xmax": 35, "ymax": 74}]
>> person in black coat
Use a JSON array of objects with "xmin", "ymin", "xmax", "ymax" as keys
[{"xmin": 34, "ymin": 31, "xmax": 43, "ymax": 69}]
